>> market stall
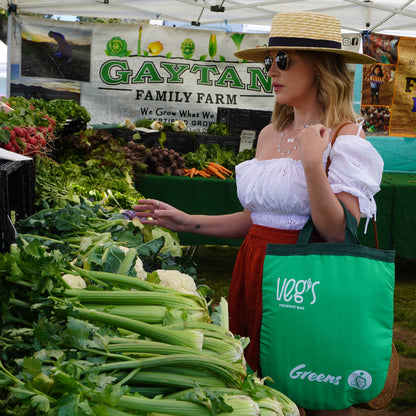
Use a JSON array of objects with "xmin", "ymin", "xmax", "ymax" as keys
[{"xmin": 1, "ymin": 3, "xmax": 416, "ymax": 414}]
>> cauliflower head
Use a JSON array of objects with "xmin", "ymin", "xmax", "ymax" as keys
[
  {"xmin": 62, "ymin": 273, "xmax": 87, "ymax": 289},
  {"xmin": 154, "ymin": 269, "xmax": 198, "ymax": 295}
]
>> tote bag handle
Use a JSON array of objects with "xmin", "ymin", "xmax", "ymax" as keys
[
  {"xmin": 297, "ymin": 200, "xmax": 360, "ymax": 245},
  {"xmin": 325, "ymin": 122, "xmax": 380, "ymax": 249}
]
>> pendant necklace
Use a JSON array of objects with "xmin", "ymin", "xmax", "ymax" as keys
[
  {"xmin": 287, "ymin": 119, "xmax": 320, "ymax": 142},
  {"xmin": 278, "ymin": 126, "xmax": 299, "ymax": 156},
  {"xmin": 287, "ymin": 119, "xmax": 320, "ymax": 143},
  {"xmin": 278, "ymin": 119, "xmax": 320, "ymax": 156},
  {"xmin": 291, "ymin": 119, "xmax": 321, "ymax": 130}
]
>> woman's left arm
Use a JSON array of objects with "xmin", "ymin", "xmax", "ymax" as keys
[{"xmin": 298, "ymin": 123, "xmax": 361, "ymax": 243}]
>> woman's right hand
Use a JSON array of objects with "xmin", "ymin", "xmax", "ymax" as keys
[{"xmin": 132, "ymin": 199, "xmax": 191, "ymax": 232}]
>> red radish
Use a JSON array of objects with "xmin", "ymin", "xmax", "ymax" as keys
[
  {"xmin": 4, "ymin": 142, "xmax": 13, "ymax": 151},
  {"xmin": 12, "ymin": 126, "xmax": 24, "ymax": 137}
]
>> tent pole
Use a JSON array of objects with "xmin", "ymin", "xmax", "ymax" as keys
[{"xmin": 6, "ymin": 9, "xmax": 14, "ymax": 98}]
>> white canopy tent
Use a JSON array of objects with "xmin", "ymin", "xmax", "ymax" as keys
[
  {"xmin": 1, "ymin": 0, "xmax": 416, "ymax": 173},
  {"xmin": 1, "ymin": 0, "xmax": 416, "ymax": 35}
]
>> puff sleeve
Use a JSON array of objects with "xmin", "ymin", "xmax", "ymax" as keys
[{"xmin": 326, "ymin": 135, "xmax": 384, "ymax": 223}]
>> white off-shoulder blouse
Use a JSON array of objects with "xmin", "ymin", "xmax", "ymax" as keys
[{"xmin": 235, "ymin": 133, "xmax": 384, "ymax": 232}]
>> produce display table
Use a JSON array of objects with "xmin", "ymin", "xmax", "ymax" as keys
[{"xmin": 135, "ymin": 172, "xmax": 416, "ymax": 259}]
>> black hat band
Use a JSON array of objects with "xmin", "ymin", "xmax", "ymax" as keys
[{"xmin": 268, "ymin": 36, "xmax": 341, "ymax": 49}]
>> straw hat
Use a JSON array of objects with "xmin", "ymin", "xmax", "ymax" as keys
[{"xmin": 234, "ymin": 11, "xmax": 375, "ymax": 64}]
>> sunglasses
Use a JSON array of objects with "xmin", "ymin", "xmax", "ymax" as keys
[{"xmin": 264, "ymin": 51, "xmax": 290, "ymax": 72}]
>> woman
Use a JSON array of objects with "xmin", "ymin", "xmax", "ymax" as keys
[{"xmin": 134, "ymin": 11, "xmax": 383, "ymax": 416}]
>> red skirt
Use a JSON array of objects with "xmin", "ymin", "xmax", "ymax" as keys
[{"xmin": 228, "ymin": 224, "xmax": 300, "ymax": 374}]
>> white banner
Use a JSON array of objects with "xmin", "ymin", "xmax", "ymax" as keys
[
  {"xmin": 9, "ymin": 17, "xmax": 361, "ymax": 132},
  {"xmin": 10, "ymin": 17, "xmax": 273, "ymax": 130}
]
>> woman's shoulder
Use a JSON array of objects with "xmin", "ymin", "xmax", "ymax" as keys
[
  {"xmin": 255, "ymin": 122, "xmax": 278, "ymax": 156},
  {"xmin": 329, "ymin": 120, "xmax": 383, "ymax": 169},
  {"xmin": 333, "ymin": 120, "xmax": 366, "ymax": 140}
]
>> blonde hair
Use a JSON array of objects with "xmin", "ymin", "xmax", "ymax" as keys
[{"xmin": 272, "ymin": 51, "xmax": 358, "ymax": 130}]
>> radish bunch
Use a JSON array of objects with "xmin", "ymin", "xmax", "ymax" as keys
[{"xmin": 2, "ymin": 115, "xmax": 56, "ymax": 156}]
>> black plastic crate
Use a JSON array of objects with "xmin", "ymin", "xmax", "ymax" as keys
[
  {"xmin": 164, "ymin": 132, "xmax": 198, "ymax": 154},
  {"xmin": 0, "ymin": 159, "xmax": 36, "ymax": 253},
  {"xmin": 100, "ymin": 128, "xmax": 161, "ymax": 148},
  {"xmin": 59, "ymin": 118, "xmax": 87, "ymax": 135},
  {"xmin": 102, "ymin": 127, "xmax": 136, "ymax": 141},
  {"xmin": 217, "ymin": 107, "xmax": 272, "ymax": 135},
  {"xmin": 137, "ymin": 131, "xmax": 161, "ymax": 148},
  {"xmin": 253, "ymin": 110, "xmax": 273, "ymax": 132}
]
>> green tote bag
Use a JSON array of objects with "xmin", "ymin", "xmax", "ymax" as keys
[{"xmin": 260, "ymin": 203, "xmax": 395, "ymax": 410}]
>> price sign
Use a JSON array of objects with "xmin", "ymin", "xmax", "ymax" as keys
[{"xmin": 239, "ymin": 130, "xmax": 256, "ymax": 153}]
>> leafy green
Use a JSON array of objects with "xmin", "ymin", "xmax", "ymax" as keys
[
  {"xmin": 0, "ymin": 96, "xmax": 90, "ymax": 134},
  {"xmin": 35, "ymin": 156, "xmax": 144, "ymax": 211},
  {"xmin": 36, "ymin": 98, "xmax": 91, "ymax": 127},
  {"xmin": 16, "ymin": 200, "xmax": 190, "ymax": 278},
  {"xmin": 0, "ymin": 217, "xmax": 296, "ymax": 416},
  {"xmin": 207, "ymin": 123, "xmax": 229, "ymax": 136},
  {"xmin": 178, "ymin": 385, "xmax": 233, "ymax": 414},
  {"xmin": 183, "ymin": 143, "xmax": 238, "ymax": 171},
  {"xmin": 143, "ymin": 226, "xmax": 182, "ymax": 257}
]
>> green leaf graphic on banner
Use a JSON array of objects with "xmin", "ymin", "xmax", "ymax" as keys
[
  {"xmin": 105, "ymin": 37, "xmax": 131, "ymax": 57},
  {"xmin": 209, "ymin": 34, "xmax": 217, "ymax": 60},
  {"xmin": 231, "ymin": 33, "xmax": 245, "ymax": 50},
  {"xmin": 181, "ymin": 38, "xmax": 195, "ymax": 59}
]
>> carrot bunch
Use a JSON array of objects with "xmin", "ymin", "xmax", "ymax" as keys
[{"xmin": 184, "ymin": 162, "xmax": 233, "ymax": 179}]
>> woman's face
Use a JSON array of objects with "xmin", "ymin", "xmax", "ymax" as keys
[
  {"xmin": 374, "ymin": 66, "xmax": 381, "ymax": 74},
  {"xmin": 266, "ymin": 51, "xmax": 318, "ymax": 108}
]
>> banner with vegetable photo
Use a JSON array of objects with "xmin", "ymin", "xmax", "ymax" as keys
[{"xmin": 361, "ymin": 33, "xmax": 416, "ymax": 137}]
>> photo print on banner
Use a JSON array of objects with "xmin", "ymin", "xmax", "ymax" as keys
[
  {"xmin": 361, "ymin": 32, "xmax": 416, "ymax": 137},
  {"xmin": 21, "ymin": 24, "xmax": 92, "ymax": 82}
]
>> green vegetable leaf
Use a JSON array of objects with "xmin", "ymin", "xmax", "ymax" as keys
[
  {"xmin": 111, "ymin": 221, "xmax": 144, "ymax": 247},
  {"xmin": 31, "ymin": 392, "xmax": 51, "ymax": 412},
  {"xmin": 150, "ymin": 227, "xmax": 182, "ymax": 257},
  {"xmin": 66, "ymin": 317, "xmax": 92, "ymax": 350},
  {"xmin": 180, "ymin": 385, "xmax": 233, "ymax": 414},
  {"xmin": 55, "ymin": 392, "xmax": 94, "ymax": 416},
  {"xmin": 102, "ymin": 245, "xmax": 126, "ymax": 274},
  {"xmin": 22, "ymin": 356, "xmax": 42, "ymax": 377}
]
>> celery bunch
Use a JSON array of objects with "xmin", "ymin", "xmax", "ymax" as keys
[{"xmin": 0, "ymin": 229, "xmax": 299, "ymax": 416}]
